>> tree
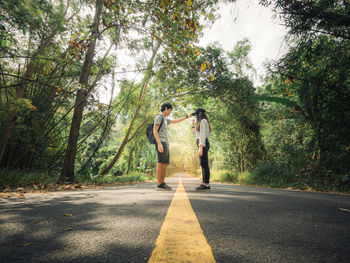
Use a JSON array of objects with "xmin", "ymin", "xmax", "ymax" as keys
[
  {"xmin": 100, "ymin": 40, "xmax": 161, "ymax": 175},
  {"xmin": 255, "ymin": 0, "xmax": 350, "ymax": 190},
  {"xmin": 100, "ymin": 0, "xmax": 224, "ymax": 175},
  {"xmin": 0, "ymin": 0, "xmax": 80, "ymax": 164},
  {"xmin": 59, "ymin": 0, "xmax": 104, "ymax": 183},
  {"xmin": 260, "ymin": 0, "xmax": 350, "ymax": 40},
  {"xmin": 155, "ymin": 40, "xmax": 264, "ymax": 172},
  {"xmin": 262, "ymin": 35, "xmax": 350, "ymax": 183}
]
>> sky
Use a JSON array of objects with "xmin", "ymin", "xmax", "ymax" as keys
[
  {"xmin": 97, "ymin": 0, "xmax": 288, "ymax": 104},
  {"xmin": 198, "ymin": 0, "xmax": 288, "ymax": 84}
]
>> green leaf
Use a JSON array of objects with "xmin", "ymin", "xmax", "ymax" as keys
[
  {"xmin": 208, "ymin": 13, "xmax": 215, "ymax": 20},
  {"xmin": 250, "ymin": 96, "xmax": 299, "ymax": 107},
  {"xmin": 1, "ymin": 39, "xmax": 6, "ymax": 47}
]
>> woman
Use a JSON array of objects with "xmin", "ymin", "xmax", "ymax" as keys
[{"xmin": 191, "ymin": 108, "xmax": 212, "ymax": 190}]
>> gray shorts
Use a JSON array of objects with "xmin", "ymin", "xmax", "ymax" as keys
[{"xmin": 155, "ymin": 142, "xmax": 169, "ymax": 164}]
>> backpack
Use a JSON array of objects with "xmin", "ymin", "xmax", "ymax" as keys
[{"xmin": 146, "ymin": 114, "xmax": 164, "ymax": 144}]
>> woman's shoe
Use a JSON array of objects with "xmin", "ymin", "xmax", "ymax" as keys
[{"xmin": 195, "ymin": 184, "xmax": 210, "ymax": 190}]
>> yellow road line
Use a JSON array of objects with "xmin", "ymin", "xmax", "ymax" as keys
[{"xmin": 148, "ymin": 179, "xmax": 215, "ymax": 263}]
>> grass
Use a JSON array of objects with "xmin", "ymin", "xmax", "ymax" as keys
[
  {"xmin": 84, "ymin": 171, "xmax": 156, "ymax": 184},
  {"xmin": 0, "ymin": 168, "xmax": 58, "ymax": 188},
  {"xmin": 210, "ymin": 169, "xmax": 350, "ymax": 193},
  {"xmin": 0, "ymin": 168, "xmax": 156, "ymax": 190},
  {"xmin": 211, "ymin": 170, "xmax": 253, "ymax": 185}
]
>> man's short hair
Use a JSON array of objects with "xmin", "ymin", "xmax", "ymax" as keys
[{"xmin": 161, "ymin": 102, "xmax": 173, "ymax": 112}]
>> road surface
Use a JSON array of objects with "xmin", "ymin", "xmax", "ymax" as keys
[{"xmin": 1, "ymin": 173, "xmax": 349, "ymax": 262}]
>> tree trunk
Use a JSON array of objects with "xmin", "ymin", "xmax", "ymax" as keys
[
  {"xmin": 126, "ymin": 143, "xmax": 137, "ymax": 174},
  {"xmin": 0, "ymin": 2, "xmax": 78, "ymax": 165},
  {"xmin": 101, "ymin": 41, "xmax": 161, "ymax": 175},
  {"xmin": 0, "ymin": 27, "xmax": 61, "ymax": 164},
  {"xmin": 58, "ymin": 0, "xmax": 103, "ymax": 183}
]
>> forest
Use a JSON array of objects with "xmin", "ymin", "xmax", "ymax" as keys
[{"xmin": 0, "ymin": 0, "xmax": 349, "ymax": 192}]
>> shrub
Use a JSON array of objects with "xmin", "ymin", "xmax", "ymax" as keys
[
  {"xmin": 212, "ymin": 170, "xmax": 238, "ymax": 183},
  {"xmin": 0, "ymin": 168, "xmax": 58, "ymax": 188},
  {"xmin": 250, "ymin": 162, "xmax": 293, "ymax": 188}
]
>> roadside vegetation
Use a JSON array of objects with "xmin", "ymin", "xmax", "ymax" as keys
[{"xmin": 1, "ymin": 0, "xmax": 349, "ymax": 193}]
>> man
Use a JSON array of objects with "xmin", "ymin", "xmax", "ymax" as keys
[{"xmin": 153, "ymin": 102, "xmax": 192, "ymax": 190}]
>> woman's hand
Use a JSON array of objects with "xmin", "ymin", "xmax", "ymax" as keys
[
  {"xmin": 192, "ymin": 119, "xmax": 195, "ymax": 125},
  {"xmin": 158, "ymin": 144, "xmax": 164, "ymax": 153},
  {"xmin": 198, "ymin": 148, "xmax": 203, "ymax": 156}
]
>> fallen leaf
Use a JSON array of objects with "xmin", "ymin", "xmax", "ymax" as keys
[
  {"xmin": 64, "ymin": 228, "xmax": 73, "ymax": 231},
  {"xmin": 64, "ymin": 214, "xmax": 72, "ymax": 217},
  {"xmin": 23, "ymin": 243, "xmax": 31, "ymax": 246},
  {"xmin": 3, "ymin": 188, "xmax": 11, "ymax": 193},
  {"xmin": 339, "ymin": 208, "xmax": 350, "ymax": 213},
  {"xmin": 0, "ymin": 193, "xmax": 11, "ymax": 198},
  {"xmin": 133, "ymin": 202, "xmax": 136, "ymax": 205}
]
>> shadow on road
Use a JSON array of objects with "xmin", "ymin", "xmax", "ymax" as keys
[
  {"xmin": 0, "ymin": 183, "xmax": 174, "ymax": 263},
  {"xmin": 183, "ymin": 178, "xmax": 350, "ymax": 263}
]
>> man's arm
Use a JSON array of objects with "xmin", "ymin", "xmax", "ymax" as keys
[
  {"xmin": 153, "ymin": 123, "xmax": 163, "ymax": 152},
  {"xmin": 169, "ymin": 114, "xmax": 192, "ymax": 124}
]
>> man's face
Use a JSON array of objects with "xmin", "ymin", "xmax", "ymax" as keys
[{"xmin": 164, "ymin": 107, "xmax": 172, "ymax": 117}]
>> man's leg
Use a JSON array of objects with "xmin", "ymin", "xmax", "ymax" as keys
[
  {"xmin": 156, "ymin": 163, "xmax": 163, "ymax": 185},
  {"xmin": 161, "ymin": 164, "xmax": 168, "ymax": 183}
]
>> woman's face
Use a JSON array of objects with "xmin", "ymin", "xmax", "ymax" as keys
[{"xmin": 196, "ymin": 112, "xmax": 201, "ymax": 122}]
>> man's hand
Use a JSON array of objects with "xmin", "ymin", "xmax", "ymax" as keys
[{"xmin": 158, "ymin": 143, "xmax": 164, "ymax": 153}]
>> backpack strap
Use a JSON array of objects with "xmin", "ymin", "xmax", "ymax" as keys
[{"xmin": 157, "ymin": 114, "xmax": 165, "ymax": 131}]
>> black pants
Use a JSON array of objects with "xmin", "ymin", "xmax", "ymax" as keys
[{"xmin": 197, "ymin": 139, "xmax": 210, "ymax": 184}]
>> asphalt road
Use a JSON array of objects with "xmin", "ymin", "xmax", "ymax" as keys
[{"xmin": 1, "ymin": 173, "xmax": 349, "ymax": 263}]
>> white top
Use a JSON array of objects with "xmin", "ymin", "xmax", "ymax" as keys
[{"xmin": 193, "ymin": 119, "xmax": 210, "ymax": 147}]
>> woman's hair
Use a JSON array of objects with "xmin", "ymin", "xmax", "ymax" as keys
[{"xmin": 195, "ymin": 108, "xmax": 212, "ymax": 132}]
